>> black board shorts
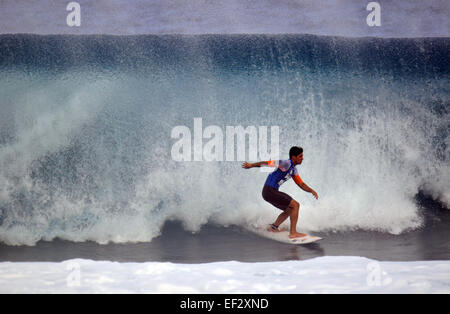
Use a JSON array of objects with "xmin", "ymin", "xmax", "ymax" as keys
[{"xmin": 262, "ymin": 185, "xmax": 293, "ymax": 211}]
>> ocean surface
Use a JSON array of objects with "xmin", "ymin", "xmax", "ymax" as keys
[{"xmin": 0, "ymin": 34, "xmax": 449, "ymax": 263}]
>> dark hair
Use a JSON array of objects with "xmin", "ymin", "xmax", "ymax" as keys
[{"xmin": 289, "ymin": 146, "xmax": 303, "ymax": 159}]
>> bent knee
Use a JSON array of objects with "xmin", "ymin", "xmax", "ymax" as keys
[{"xmin": 289, "ymin": 199, "xmax": 300, "ymax": 210}]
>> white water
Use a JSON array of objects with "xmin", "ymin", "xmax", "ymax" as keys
[{"xmin": 1, "ymin": 256, "xmax": 449, "ymax": 293}]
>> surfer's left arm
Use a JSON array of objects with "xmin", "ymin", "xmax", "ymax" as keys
[{"xmin": 293, "ymin": 175, "xmax": 319, "ymax": 199}]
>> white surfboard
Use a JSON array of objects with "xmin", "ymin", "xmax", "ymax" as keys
[{"xmin": 253, "ymin": 227, "xmax": 322, "ymax": 245}]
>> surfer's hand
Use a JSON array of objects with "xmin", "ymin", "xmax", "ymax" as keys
[
  {"xmin": 312, "ymin": 190, "xmax": 318, "ymax": 200},
  {"xmin": 242, "ymin": 162, "xmax": 252, "ymax": 169}
]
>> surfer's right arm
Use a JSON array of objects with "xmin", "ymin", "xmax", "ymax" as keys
[{"xmin": 241, "ymin": 160, "xmax": 277, "ymax": 169}]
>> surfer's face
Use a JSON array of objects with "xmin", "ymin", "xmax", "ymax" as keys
[{"xmin": 292, "ymin": 153, "xmax": 303, "ymax": 165}]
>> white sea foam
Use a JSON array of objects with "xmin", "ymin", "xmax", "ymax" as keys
[{"xmin": 0, "ymin": 256, "xmax": 449, "ymax": 293}]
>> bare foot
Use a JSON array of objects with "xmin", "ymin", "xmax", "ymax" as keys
[{"xmin": 289, "ymin": 232, "xmax": 307, "ymax": 239}]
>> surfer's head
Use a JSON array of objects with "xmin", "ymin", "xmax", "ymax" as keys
[{"xmin": 289, "ymin": 146, "xmax": 304, "ymax": 165}]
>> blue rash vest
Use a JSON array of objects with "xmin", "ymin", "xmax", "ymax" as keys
[{"xmin": 264, "ymin": 159, "xmax": 300, "ymax": 190}]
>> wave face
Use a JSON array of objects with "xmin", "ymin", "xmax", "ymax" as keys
[{"xmin": 0, "ymin": 34, "xmax": 449, "ymax": 245}]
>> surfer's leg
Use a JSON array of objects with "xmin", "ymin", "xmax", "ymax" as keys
[
  {"xmin": 262, "ymin": 185, "xmax": 305, "ymax": 237},
  {"xmin": 273, "ymin": 211, "xmax": 290, "ymax": 230},
  {"xmin": 262, "ymin": 185, "xmax": 292, "ymax": 231},
  {"xmin": 287, "ymin": 200, "xmax": 306, "ymax": 239}
]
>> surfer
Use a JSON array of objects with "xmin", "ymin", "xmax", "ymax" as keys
[{"xmin": 242, "ymin": 146, "xmax": 318, "ymax": 239}]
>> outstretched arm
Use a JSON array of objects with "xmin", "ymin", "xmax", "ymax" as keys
[
  {"xmin": 293, "ymin": 175, "xmax": 319, "ymax": 199},
  {"xmin": 242, "ymin": 160, "xmax": 277, "ymax": 169}
]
